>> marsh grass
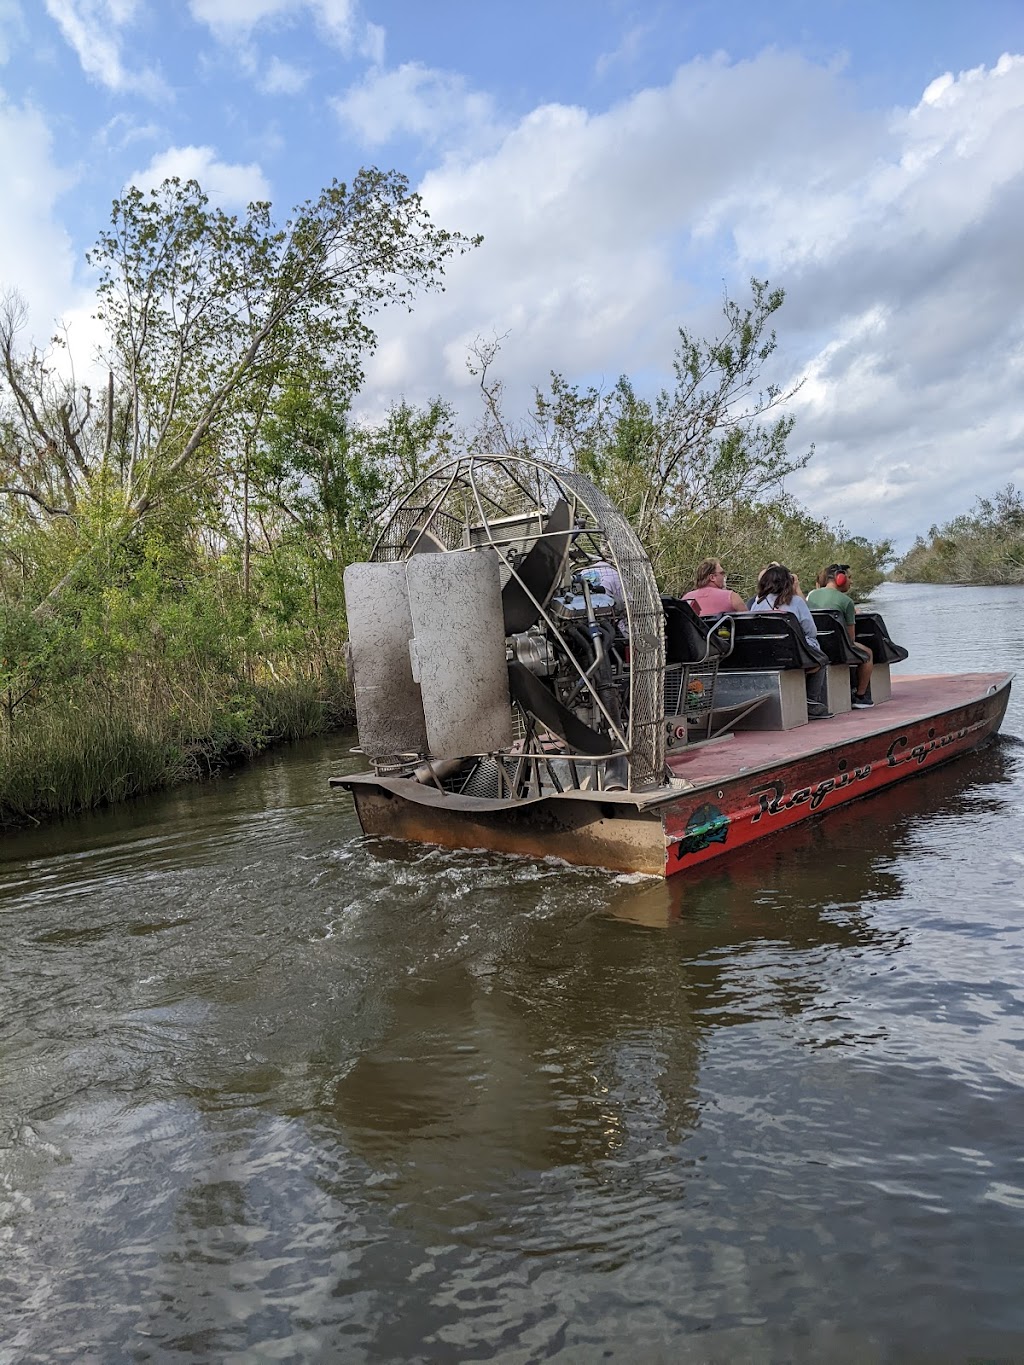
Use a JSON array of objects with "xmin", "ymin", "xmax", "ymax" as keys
[{"xmin": 0, "ymin": 665, "xmax": 354, "ymax": 826}]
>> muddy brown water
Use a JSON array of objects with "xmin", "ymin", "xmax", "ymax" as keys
[{"xmin": 2, "ymin": 582, "xmax": 1023, "ymax": 1362}]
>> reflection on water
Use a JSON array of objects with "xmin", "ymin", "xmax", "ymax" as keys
[{"xmin": 2, "ymin": 584, "xmax": 1024, "ymax": 1361}]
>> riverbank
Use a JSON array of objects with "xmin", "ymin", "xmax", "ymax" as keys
[
  {"xmin": 891, "ymin": 486, "xmax": 1024, "ymax": 584},
  {"xmin": 0, "ymin": 671, "xmax": 354, "ymax": 828}
]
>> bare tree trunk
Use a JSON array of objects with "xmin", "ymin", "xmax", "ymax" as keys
[
  {"xmin": 104, "ymin": 370, "xmax": 114, "ymax": 460},
  {"xmin": 243, "ymin": 446, "xmax": 251, "ymax": 600}
]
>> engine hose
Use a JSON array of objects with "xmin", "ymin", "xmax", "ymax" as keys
[
  {"xmin": 588, "ymin": 622, "xmax": 621, "ymax": 725},
  {"xmin": 564, "ymin": 622, "xmax": 595, "ymax": 667},
  {"xmin": 563, "ymin": 621, "xmax": 621, "ymax": 729}
]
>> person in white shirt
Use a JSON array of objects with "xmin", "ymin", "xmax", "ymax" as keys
[{"xmin": 749, "ymin": 563, "xmax": 830, "ymax": 717}]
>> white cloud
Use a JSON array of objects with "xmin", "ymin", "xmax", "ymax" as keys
[
  {"xmin": 0, "ymin": 1, "xmax": 27, "ymax": 65},
  {"xmin": 94, "ymin": 110, "xmax": 161, "ymax": 151},
  {"xmin": 359, "ymin": 52, "xmax": 857, "ymax": 403},
  {"xmin": 189, "ymin": 0, "xmax": 298, "ymax": 30},
  {"xmin": 130, "ymin": 145, "xmax": 271, "ymax": 207},
  {"xmin": 0, "ymin": 91, "xmax": 90, "ymax": 345},
  {"xmin": 359, "ymin": 19, "xmax": 384, "ymax": 65},
  {"xmin": 311, "ymin": 0, "xmax": 354, "ymax": 47},
  {"xmin": 332, "ymin": 61, "xmax": 500, "ymax": 149},
  {"xmin": 44, "ymin": 0, "xmax": 168, "ymax": 97},
  {"xmin": 721, "ymin": 53, "xmax": 1024, "ymax": 539},
  {"xmin": 261, "ymin": 55, "xmax": 309, "ymax": 94},
  {"xmin": 188, "ymin": 0, "xmax": 381, "ymax": 59},
  {"xmin": 353, "ymin": 50, "xmax": 1024, "ymax": 545},
  {"xmin": 595, "ymin": 22, "xmax": 654, "ymax": 80}
]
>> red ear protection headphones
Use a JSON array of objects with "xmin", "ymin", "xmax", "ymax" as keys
[{"xmin": 833, "ymin": 566, "xmax": 849, "ymax": 590}]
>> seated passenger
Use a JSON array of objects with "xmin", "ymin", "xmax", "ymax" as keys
[
  {"xmin": 750, "ymin": 563, "xmax": 830, "ymax": 716},
  {"xmin": 579, "ymin": 557, "xmax": 626, "ymax": 634},
  {"xmin": 579, "ymin": 557, "xmax": 624, "ymax": 604},
  {"xmin": 682, "ymin": 558, "xmax": 747, "ymax": 616},
  {"xmin": 807, "ymin": 563, "xmax": 874, "ymax": 709},
  {"xmin": 746, "ymin": 560, "xmax": 805, "ymax": 609}
]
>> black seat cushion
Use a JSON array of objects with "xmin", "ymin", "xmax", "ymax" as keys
[
  {"xmin": 811, "ymin": 609, "xmax": 865, "ymax": 665},
  {"xmin": 662, "ymin": 596, "xmax": 730, "ymax": 665},
  {"xmin": 720, "ymin": 611, "xmax": 828, "ymax": 672},
  {"xmin": 854, "ymin": 611, "xmax": 909, "ymax": 664}
]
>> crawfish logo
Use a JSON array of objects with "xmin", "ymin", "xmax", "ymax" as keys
[{"xmin": 673, "ymin": 803, "xmax": 730, "ymax": 859}]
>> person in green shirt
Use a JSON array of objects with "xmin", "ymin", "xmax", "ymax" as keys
[{"xmin": 807, "ymin": 564, "xmax": 874, "ymax": 707}]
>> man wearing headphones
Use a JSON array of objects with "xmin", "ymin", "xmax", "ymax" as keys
[{"xmin": 807, "ymin": 564, "xmax": 874, "ymax": 708}]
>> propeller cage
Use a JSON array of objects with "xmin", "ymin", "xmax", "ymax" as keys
[{"xmin": 344, "ymin": 455, "xmax": 666, "ymax": 794}]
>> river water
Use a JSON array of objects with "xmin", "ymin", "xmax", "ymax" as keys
[{"xmin": 1, "ymin": 582, "xmax": 1023, "ymax": 1363}]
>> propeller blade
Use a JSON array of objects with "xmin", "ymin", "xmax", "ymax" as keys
[
  {"xmin": 501, "ymin": 499, "xmax": 572, "ymax": 634},
  {"xmin": 507, "ymin": 662, "xmax": 612, "ymax": 755},
  {"xmin": 404, "ymin": 525, "xmax": 446, "ymax": 554}
]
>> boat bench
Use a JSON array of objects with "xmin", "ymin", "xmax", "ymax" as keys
[
  {"xmin": 807, "ymin": 609, "xmax": 909, "ymax": 705},
  {"xmin": 810, "ymin": 609, "xmax": 863, "ymax": 714},
  {"xmin": 854, "ymin": 611, "xmax": 909, "ymax": 665},
  {"xmin": 852, "ymin": 611, "xmax": 908, "ymax": 703},
  {"xmin": 662, "ymin": 596, "xmax": 731, "ymax": 666},
  {"xmin": 714, "ymin": 612, "xmax": 830, "ymax": 731},
  {"xmin": 661, "ymin": 597, "xmax": 733, "ymax": 743}
]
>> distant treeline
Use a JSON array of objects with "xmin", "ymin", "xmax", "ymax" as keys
[
  {"xmin": 893, "ymin": 485, "xmax": 1024, "ymax": 585},
  {"xmin": 0, "ymin": 171, "xmax": 891, "ymax": 824}
]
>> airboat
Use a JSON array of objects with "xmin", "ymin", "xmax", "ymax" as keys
[{"xmin": 331, "ymin": 456, "xmax": 1012, "ymax": 877}]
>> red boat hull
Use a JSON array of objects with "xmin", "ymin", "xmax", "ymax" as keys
[{"xmin": 661, "ymin": 673, "xmax": 1010, "ymax": 875}]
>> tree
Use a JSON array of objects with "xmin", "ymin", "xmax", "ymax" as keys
[
  {"xmin": 0, "ymin": 292, "xmax": 94, "ymax": 528},
  {"xmin": 893, "ymin": 484, "xmax": 1024, "ymax": 584},
  {"xmin": 11, "ymin": 168, "xmax": 479, "ymax": 616}
]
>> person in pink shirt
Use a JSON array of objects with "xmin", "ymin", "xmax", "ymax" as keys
[{"xmin": 682, "ymin": 559, "xmax": 747, "ymax": 616}]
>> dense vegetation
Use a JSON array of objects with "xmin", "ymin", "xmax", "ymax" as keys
[
  {"xmin": 892, "ymin": 485, "xmax": 1024, "ymax": 585},
  {"xmin": 469, "ymin": 280, "xmax": 892, "ymax": 602},
  {"xmin": 0, "ymin": 171, "xmax": 472, "ymax": 823},
  {"xmin": 1, "ymin": 170, "xmax": 890, "ymax": 824}
]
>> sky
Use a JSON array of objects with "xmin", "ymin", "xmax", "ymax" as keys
[{"xmin": 1, "ymin": 1, "xmax": 1023, "ymax": 549}]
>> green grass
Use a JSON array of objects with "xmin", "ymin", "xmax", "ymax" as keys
[{"xmin": 0, "ymin": 669, "xmax": 354, "ymax": 827}]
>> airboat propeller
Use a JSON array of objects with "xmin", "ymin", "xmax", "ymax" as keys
[
  {"xmin": 500, "ymin": 497, "xmax": 573, "ymax": 635},
  {"xmin": 342, "ymin": 455, "xmax": 666, "ymax": 797}
]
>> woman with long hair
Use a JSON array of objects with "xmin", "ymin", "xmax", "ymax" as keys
[
  {"xmin": 750, "ymin": 563, "xmax": 830, "ymax": 715},
  {"xmin": 750, "ymin": 563, "xmax": 819, "ymax": 646}
]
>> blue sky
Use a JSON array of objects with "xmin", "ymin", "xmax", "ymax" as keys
[{"xmin": 2, "ymin": 0, "xmax": 1023, "ymax": 546}]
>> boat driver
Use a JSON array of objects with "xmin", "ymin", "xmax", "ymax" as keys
[{"xmin": 807, "ymin": 564, "xmax": 874, "ymax": 709}]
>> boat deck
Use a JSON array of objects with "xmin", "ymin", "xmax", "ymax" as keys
[{"xmin": 666, "ymin": 672, "xmax": 1011, "ymax": 791}]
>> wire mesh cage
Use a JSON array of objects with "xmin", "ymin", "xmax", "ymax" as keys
[
  {"xmin": 366, "ymin": 454, "xmax": 666, "ymax": 791},
  {"xmin": 664, "ymin": 659, "xmax": 720, "ymax": 741}
]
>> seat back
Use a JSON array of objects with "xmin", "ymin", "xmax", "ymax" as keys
[
  {"xmin": 811, "ymin": 609, "xmax": 864, "ymax": 664},
  {"xmin": 661, "ymin": 597, "xmax": 733, "ymax": 743},
  {"xmin": 854, "ymin": 611, "xmax": 909, "ymax": 664},
  {"xmin": 719, "ymin": 611, "xmax": 827, "ymax": 672},
  {"xmin": 662, "ymin": 596, "xmax": 729, "ymax": 665}
]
